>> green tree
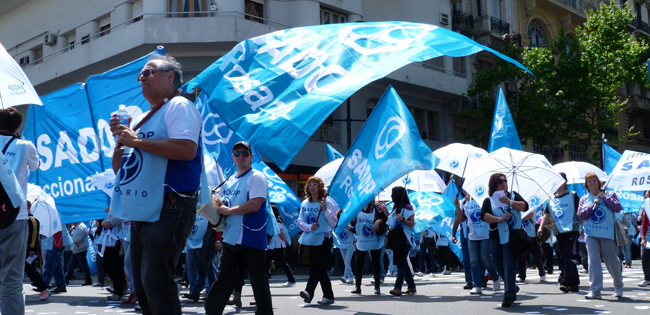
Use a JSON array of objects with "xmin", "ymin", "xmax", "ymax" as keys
[{"xmin": 464, "ymin": 1, "xmax": 648, "ymax": 163}]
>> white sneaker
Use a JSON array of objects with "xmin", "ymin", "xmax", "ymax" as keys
[
  {"xmin": 386, "ymin": 271, "xmax": 393, "ymax": 277},
  {"xmin": 370, "ymin": 279, "xmax": 384, "ymax": 284},
  {"xmin": 415, "ymin": 272, "xmax": 424, "ymax": 277},
  {"xmin": 40, "ymin": 289, "xmax": 51, "ymax": 300},
  {"xmin": 493, "ymin": 278, "xmax": 501, "ymax": 291},
  {"xmin": 429, "ymin": 273, "xmax": 436, "ymax": 278},
  {"xmin": 282, "ymin": 282, "xmax": 295, "ymax": 287},
  {"xmin": 470, "ymin": 287, "xmax": 482, "ymax": 295},
  {"xmin": 540, "ymin": 275, "xmax": 546, "ymax": 282},
  {"xmin": 346, "ymin": 278, "xmax": 354, "ymax": 284},
  {"xmin": 443, "ymin": 270, "xmax": 452, "ymax": 275},
  {"xmin": 316, "ymin": 297, "xmax": 335, "ymax": 304},
  {"xmin": 639, "ymin": 280, "xmax": 650, "ymax": 287},
  {"xmin": 585, "ymin": 292, "xmax": 602, "ymax": 300},
  {"xmin": 579, "ymin": 269, "xmax": 588, "ymax": 274},
  {"xmin": 614, "ymin": 287, "xmax": 623, "ymax": 298}
]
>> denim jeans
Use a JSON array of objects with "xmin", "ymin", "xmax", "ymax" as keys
[
  {"xmin": 0, "ymin": 220, "xmax": 27, "ymax": 314},
  {"xmin": 620, "ymin": 240, "xmax": 633, "ymax": 264},
  {"xmin": 490, "ymin": 238, "xmax": 517, "ymax": 301},
  {"xmin": 42, "ymin": 247, "xmax": 66, "ymax": 290},
  {"xmin": 65, "ymin": 251, "xmax": 92, "ymax": 283},
  {"xmin": 123, "ymin": 240, "xmax": 135, "ymax": 293},
  {"xmin": 339, "ymin": 247, "xmax": 354, "ymax": 279},
  {"xmin": 393, "ymin": 245, "xmax": 415, "ymax": 291},
  {"xmin": 187, "ymin": 247, "xmax": 217, "ymax": 295},
  {"xmin": 460, "ymin": 232, "xmax": 472, "ymax": 284},
  {"xmin": 131, "ymin": 195, "xmax": 197, "ymax": 315},
  {"xmin": 468, "ymin": 239, "xmax": 497, "ymax": 287},
  {"xmin": 205, "ymin": 243, "xmax": 273, "ymax": 315},
  {"xmin": 386, "ymin": 249, "xmax": 397, "ymax": 273}
]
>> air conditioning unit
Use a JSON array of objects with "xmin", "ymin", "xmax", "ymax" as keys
[
  {"xmin": 440, "ymin": 13, "xmax": 449, "ymax": 26},
  {"xmin": 44, "ymin": 32, "xmax": 57, "ymax": 46}
]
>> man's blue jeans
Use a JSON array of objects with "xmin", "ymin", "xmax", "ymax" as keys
[
  {"xmin": 130, "ymin": 195, "xmax": 196, "ymax": 315},
  {"xmin": 0, "ymin": 220, "xmax": 27, "ymax": 314},
  {"xmin": 490, "ymin": 238, "xmax": 517, "ymax": 301},
  {"xmin": 468, "ymin": 239, "xmax": 498, "ymax": 287},
  {"xmin": 42, "ymin": 247, "xmax": 66, "ymax": 290},
  {"xmin": 187, "ymin": 247, "xmax": 217, "ymax": 295}
]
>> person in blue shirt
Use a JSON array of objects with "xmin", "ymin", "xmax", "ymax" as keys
[
  {"xmin": 388, "ymin": 186, "xmax": 417, "ymax": 296},
  {"xmin": 204, "ymin": 141, "xmax": 273, "ymax": 314},
  {"xmin": 298, "ymin": 176, "xmax": 339, "ymax": 305}
]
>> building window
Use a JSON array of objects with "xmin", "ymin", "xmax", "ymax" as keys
[
  {"xmin": 19, "ymin": 56, "xmax": 29, "ymax": 66},
  {"xmin": 412, "ymin": 108, "xmax": 440, "ymax": 141},
  {"xmin": 133, "ymin": 0, "xmax": 144, "ymax": 22},
  {"xmin": 321, "ymin": 7, "xmax": 347, "ymax": 25},
  {"xmin": 452, "ymin": 57, "xmax": 466, "ymax": 78},
  {"xmin": 527, "ymin": 20, "xmax": 548, "ymax": 48},
  {"xmin": 100, "ymin": 24, "xmax": 111, "ymax": 37},
  {"xmin": 81, "ymin": 35, "xmax": 90, "ymax": 45},
  {"xmin": 423, "ymin": 57, "xmax": 444, "ymax": 73},
  {"xmin": 169, "ymin": 0, "xmax": 207, "ymax": 17},
  {"xmin": 568, "ymin": 144, "xmax": 585, "ymax": 161},
  {"xmin": 245, "ymin": 0, "xmax": 264, "ymax": 23},
  {"xmin": 492, "ymin": 0, "xmax": 502, "ymax": 19},
  {"xmin": 69, "ymin": 40, "xmax": 75, "ymax": 50}
]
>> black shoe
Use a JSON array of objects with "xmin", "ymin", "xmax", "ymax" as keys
[
  {"xmin": 351, "ymin": 287, "xmax": 361, "ymax": 294},
  {"xmin": 559, "ymin": 285, "xmax": 569, "ymax": 293},
  {"xmin": 300, "ymin": 290, "xmax": 312, "ymax": 303},
  {"xmin": 463, "ymin": 283, "xmax": 473, "ymax": 290},
  {"xmin": 569, "ymin": 285, "xmax": 580, "ymax": 292},
  {"xmin": 513, "ymin": 286, "xmax": 519, "ymax": 302},
  {"xmin": 183, "ymin": 293, "xmax": 200, "ymax": 302},
  {"xmin": 82, "ymin": 281, "xmax": 93, "ymax": 286},
  {"xmin": 51, "ymin": 288, "xmax": 67, "ymax": 293},
  {"xmin": 501, "ymin": 298, "xmax": 513, "ymax": 307},
  {"xmin": 374, "ymin": 287, "xmax": 381, "ymax": 295},
  {"xmin": 558, "ymin": 276, "xmax": 564, "ymax": 284}
]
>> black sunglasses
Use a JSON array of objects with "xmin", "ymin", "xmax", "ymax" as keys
[
  {"xmin": 233, "ymin": 151, "xmax": 250, "ymax": 157},
  {"xmin": 137, "ymin": 69, "xmax": 166, "ymax": 82},
  {"xmin": 498, "ymin": 178, "xmax": 507, "ymax": 184}
]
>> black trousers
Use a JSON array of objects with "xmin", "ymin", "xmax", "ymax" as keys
[
  {"xmin": 205, "ymin": 244, "xmax": 273, "ymax": 315},
  {"xmin": 557, "ymin": 232, "xmax": 580, "ymax": 286},
  {"xmin": 579, "ymin": 241, "xmax": 588, "ymax": 271},
  {"xmin": 517, "ymin": 241, "xmax": 545, "ymax": 279},
  {"xmin": 355, "ymin": 248, "xmax": 382, "ymax": 289},
  {"xmin": 436, "ymin": 246, "xmax": 453, "ymax": 271},
  {"xmin": 25, "ymin": 258, "xmax": 47, "ymax": 291},
  {"xmin": 267, "ymin": 248, "xmax": 295, "ymax": 283},
  {"xmin": 305, "ymin": 237, "xmax": 334, "ymax": 300},
  {"xmin": 65, "ymin": 251, "xmax": 92, "ymax": 283},
  {"xmin": 103, "ymin": 240, "xmax": 126, "ymax": 295},
  {"xmin": 541, "ymin": 243, "xmax": 554, "ymax": 273}
]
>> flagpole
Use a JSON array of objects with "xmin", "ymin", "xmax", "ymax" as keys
[{"xmin": 602, "ymin": 133, "xmax": 606, "ymax": 172}]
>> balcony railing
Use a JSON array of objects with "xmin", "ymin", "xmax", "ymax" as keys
[
  {"xmin": 452, "ymin": 9, "xmax": 474, "ymax": 31},
  {"xmin": 309, "ymin": 124, "xmax": 341, "ymax": 144},
  {"xmin": 503, "ymin": 33, "xmax": 522, "ymax": 47},
  {"xmin": 461, "ymin": 97, "xmax": 482, "ymax": 111},
  {"xmin": 633, "ymin": 17, "xmax": 650, "ymax": 34},
  {"xmin": 490, "ymin": 17, "xmax": 510, "ymax": 35}
]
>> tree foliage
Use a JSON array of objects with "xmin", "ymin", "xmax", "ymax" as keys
[{"xmin": 464, "ymin": 1, "xmax": 648, "ymax": 163}]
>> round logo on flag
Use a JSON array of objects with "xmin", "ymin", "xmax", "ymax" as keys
[
  {"xmin": 119, "ymin": 149, "xmax": 144, "ymax": 186},
  {"xmin": 449, "ymin": 160, "xmax": 460, "ymax": 169},
  {"xmin": 374, "ymin": 116, "xmax": 406, "ymax": 159},
  {"xmin": 418, "ymin": 194, "xmax": 444, "ymax": 206},
  {"xmin": 470, "ymin": 210, "xmax": 482, "ymax": 224},
  {"xmin": 402, "ymin": 177, "xmax": 412, "ymax": 185},
  {"xmin": 362, "ymin": 225, "xmax": 375, "ymax": 238},
  {"xmin": 202, "ymin": 113, "xmax": 233, "ymax": 146},
  {"xmin": 590, "ymin": 207, "xmax": 607, "ymax": 224},
  {"xmin": 475, "ymin": 185, "xmax": 486, "ymax": 198}
]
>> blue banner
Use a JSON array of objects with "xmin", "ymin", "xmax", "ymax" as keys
[
  {"xmin": 252, "ymin": 161, "xmax": 301, "ymax": 237},
  {"xmin": 488, "ymin": 87, "xmax": 522, "ymax": 153},
  {"xmin": 326, "ymin": 143, "xmax": 343, "ymax": 162},
  {"xmin": 602, "ymin": 137, "xmax": 622, "ymax": 174},
  {"xmin": 409, "ymin": 191, "xmax": 462, "ymax": 262},
  {"xmin": 25, "ymin": 49, "xmax": 164, "ymax": 224},
  {"xmin": 598, "ymin": 140, "xmax": 643, "ymax": 212},
  {"xmin": 183, "ymin": 21, "xmax": 532, "ymax": 170},
  {"xmin": 331, "ymin": 86, "xmax": 435, "ymax": 235}
]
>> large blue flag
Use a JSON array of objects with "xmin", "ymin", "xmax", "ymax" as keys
[
  {"xmin": 252, "ymin": 161, "xmax": 301, "ymax": 237},
  {"xmin": 331, "ymin": 86, "xmax": 435, "ymax": 235},
  {"xmin": 326, "ymin": 143, "xmax": 343, "ymax": 162},
  {"xmin": 409, "ymin": 191, "xmax": 462, "ymax": 262},
  {"xmin": 183, "ymin": 21, "xmax": 532, "ymax": 170},
  {"xmin": 488, "ymin": 87, "xmax": 522, "ymax": 153},
  {"xmin": 602, "ymin": 135, "xmax": 622, "ymax": 174},
  {"xmin": 25, "ymin": 48, "xmax": 164, "ymax": 224},
  {"xmin": 601, "ymin": 136, "xmax": 643, "ymax": 212}
]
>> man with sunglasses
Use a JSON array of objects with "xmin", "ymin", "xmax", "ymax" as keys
[
  {"xmin": 110, "ymin": 55, "xmax": 202, "ymax": 314},
  {"xmin": 205, "ymin": 141, "xmax": 273, "ymax": 315}
]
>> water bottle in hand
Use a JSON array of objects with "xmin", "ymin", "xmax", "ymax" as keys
[{"xmin": 116, "ymin": 105, "xmax": 130, "ymax": 149}]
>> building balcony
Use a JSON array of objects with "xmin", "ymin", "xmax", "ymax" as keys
[
  {"xmin": 452, "ymin": 9, "xmax": 474, "ymax": 34},
  {"xmin": 534, "ymin": 0, "xmax": 596, "ymax": 21},
  {"xmin": 628, "ymin": 95, "xmax": 650, "ymax": 112},
  {"xmin": 633, "ymin": 17, "xmax": 650, "ymax": 35},
  {"xmin": 474, "ymin": 16, "xmax": 509, "ymax": 47},
  {"xmin": 309, "ymin": 124, "xmax": 341, "ymax": 144}
]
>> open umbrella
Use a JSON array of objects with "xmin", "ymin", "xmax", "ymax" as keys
[
  {"xmin": 26, "ymin": 184, "xmax": 62, "ymax": 237},
  {"xmin": 377, "ymin": 170, "xmax": 445, "ymax": 200},
  {"xmin": 463, "ymin": 148, "xmax": 565, "ymax": 209},
  {"xmin": 433, "ymin": 143, "xmax": 488, "ymax": 178},
  {"xmin": 90, "ymin": 170, "xmax": 117, "ymax": 197},
  {"xmin": 553, "ymin": 161, "xmax": 607, "ymax": 184},
  {"xmin": 314, "ymin": 158, "xmax": 343, "ymax": 187},
  {"xmin": 0, "ymin": 43, "xmax": 42, "ymax": 108}
]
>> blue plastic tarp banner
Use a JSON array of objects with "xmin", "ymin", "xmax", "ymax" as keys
[
  {"xmin": 488, "ymin": 87, "xmax": 522, "ymax": 153},
  {"xmin": 183, "ymin": 21, "xmax": 532, "ymax": 170},
  {"xmin": 25, "ymin": 48, "xmax": 164, "ymax": 224},
  {"xmin": 326, "ymin": 143, "xmax": 343, "ymax": 162},
  {"xmin": 331, "ymin": 86, "xmax": 435, "ymax": 235}
]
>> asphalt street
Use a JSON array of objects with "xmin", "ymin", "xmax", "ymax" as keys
[{"xmin": 20, "ymin": 262, "xmax": 650, "ymax": 315}]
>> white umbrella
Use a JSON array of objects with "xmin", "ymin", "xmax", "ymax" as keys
[
  {"xmin": 377, "ymin": 170, "xmax": 446, "ymax": 200},
  {"xmin": 315, "ymin": 158, "xmax": 343, "ymax": 187},
  {"xmin": 605, "ymin": 150, "xmax": 650, "ymax": 191},
  {"xmin": 90, "ymin": 170, "xmax": 116, "ymax": 197},
  {"xmin": 463, "ymin": 148, "xmax": 565, "ymax": 208},
  {"xmin": 433, "ymin": 143, "xmax": 488, "ymax": 178},
  {"xmin": 553, "ymin": 161, "xmax": 608, "ymax": 184},
  {"xmin": 0, "ymin": 43, "xmax": 42, "ymax": 108},
  {"xmin": 26, "ymin": 184, "xmax": 62, "ymax": 237}
]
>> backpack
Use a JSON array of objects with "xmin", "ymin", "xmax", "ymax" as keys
[{"xmin": 0, "ymin": 137, "xmax": 20, "ymax": 229}]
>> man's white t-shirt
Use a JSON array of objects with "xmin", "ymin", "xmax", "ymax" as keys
[
  {"xmin": 0, "ymin": 136, "xmax": 39, "ymax": 220},
  {"xmin": 163, "ymin": 97, "xmax": 202, "ymax": 144}
]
